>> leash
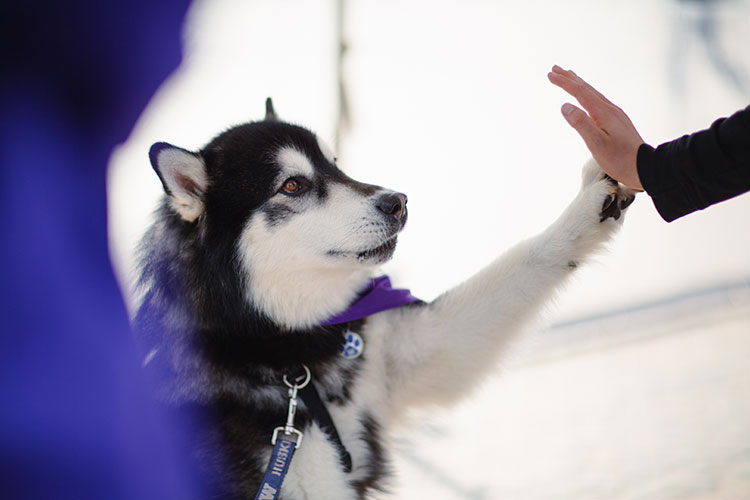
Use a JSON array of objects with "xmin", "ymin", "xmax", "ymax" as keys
[
  {"xmin": 254, "ymin": 365, "xmax": 353, "ymax": 500},
  {"xmin": 254, "ymin": 366, "xmax": 310, "ymax": 500}
]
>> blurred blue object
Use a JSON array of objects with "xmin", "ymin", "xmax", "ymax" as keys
[{"xmin": 0, "ymin": 1, "xmax": 210, "ymax": 498}]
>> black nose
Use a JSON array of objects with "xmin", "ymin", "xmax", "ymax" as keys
[{"xmin": 376, "ymin": 192, "xmax": 407, "ymax": 220}]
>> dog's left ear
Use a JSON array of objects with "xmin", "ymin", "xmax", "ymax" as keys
[
  {"xmin": 265, "ymin": 97, "xmax": 278, "ymax": 121},
  {"xmin": 149, "ymin": 142, "xmax": 208, "ymax": 222}
]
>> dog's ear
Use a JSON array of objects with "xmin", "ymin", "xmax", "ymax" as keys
[
  {"xmin": 265, "ymin": 97, "xmax": 278, "ymax": 121},
  {"xmin": 149, "ymin": 142, "xmax": 208, "ymax": 222}
]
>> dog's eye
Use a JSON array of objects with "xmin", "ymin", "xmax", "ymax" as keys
[{"xmin": 280, "ymin": 178, "xmax": 303, "ymax": 195}]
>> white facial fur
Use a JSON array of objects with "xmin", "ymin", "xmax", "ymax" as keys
[
  {"xmin": 236, "ymin": 148, "xmax": 399, "ymax": 328},
  {"xmin": 276, "ymin": 146, "xmax": 315, "ymax": 178}
]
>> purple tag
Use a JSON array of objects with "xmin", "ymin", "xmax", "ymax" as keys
[{"xmin": 320, "ymin": 276, "xmax": 421, "ymax": 326}]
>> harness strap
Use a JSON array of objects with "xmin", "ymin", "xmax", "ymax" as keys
[{"xmin": 299, "ymin": 382, "xmax": 353, "ymax": 472}]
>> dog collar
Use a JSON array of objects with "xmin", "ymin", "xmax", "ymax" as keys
[{"xmin": 320, "ymin": 275, "xmax": 421, "ymax": 326}]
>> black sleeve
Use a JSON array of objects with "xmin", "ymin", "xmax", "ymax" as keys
[{"xmin": 636, "ymin": 105, "xmax": 750, "ymax": 222}]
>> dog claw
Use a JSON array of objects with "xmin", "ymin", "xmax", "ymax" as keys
[
  {"xmin": 619, "ymin": 194, "xmax": 636, "ymax": 211},
  {"xmin": 600, "ymin": 193, "xmax": 624, "ymax": 222},
  {"xmin": 599, "ymin": 174, "xmax": 636, "ymax": 222},
  {"xmin": 600, "ymin": 205, "xmax": 620, "ymax": 221}
]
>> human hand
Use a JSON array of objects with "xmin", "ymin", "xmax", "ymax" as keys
[{"xmin": 547, "ymin": 65, "xmax": 645, "ymax": 191}]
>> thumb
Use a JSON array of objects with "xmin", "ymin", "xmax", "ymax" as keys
[{"xmin": 561, "ymin": 103, "xmax": 606, "ymax": 155}]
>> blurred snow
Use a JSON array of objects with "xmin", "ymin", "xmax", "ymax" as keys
[
  {"xmin": 391, "ymin": 303, "xmax": 750, "ymax": 500},
  {"xmin": 107, "ymin": 0, "xmax": 750, "ymax": 497}
]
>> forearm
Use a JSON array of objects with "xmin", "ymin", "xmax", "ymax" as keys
[{"xmin": 638, "ymin": 106, "xmax": 750, "ymax": 222}]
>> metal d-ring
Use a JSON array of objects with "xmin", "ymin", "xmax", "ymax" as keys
[
  {"xmin": 274, "ymin": 365, "xmax": 311, "ymax": 448},
  {"xmin": 283, "ymin": 364, "xmax": 311, "ymax": 390}
]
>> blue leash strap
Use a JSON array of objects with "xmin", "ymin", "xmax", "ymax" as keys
[
  {"xmin": 254, "ymin": 434, "xmax": 298, "ymax": 500},
  {"xmin": 254, "ymin": 366, "xmax": 310, "ymax": 500}
]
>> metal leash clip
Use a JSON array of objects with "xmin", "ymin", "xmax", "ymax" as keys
[{"xmin": 271, "ymin": 365, "xmax": 311, "ymax": 448}]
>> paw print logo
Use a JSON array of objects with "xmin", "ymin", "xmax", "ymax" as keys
[{"xmin": 340, "ymin": 330, "xmax": 364, "ymax": 359}]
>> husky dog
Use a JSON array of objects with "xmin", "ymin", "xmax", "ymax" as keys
[{"xmin": 134, "ymin": 100, "xmax": 634, "ymax": 500}]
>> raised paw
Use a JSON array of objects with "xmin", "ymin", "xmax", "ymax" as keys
[{"xmin": 600, "ymin": 175, "xmax": 636, "ymax": 222}]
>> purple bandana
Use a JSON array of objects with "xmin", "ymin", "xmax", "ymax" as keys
[{"xmin": 320, "ymin": 276, "xmax": 421, "ymax": 326}]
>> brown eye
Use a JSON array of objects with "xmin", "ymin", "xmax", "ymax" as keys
[{"xmin": 281, "ymin": 178, "xmax": 302, "ymax": 194}]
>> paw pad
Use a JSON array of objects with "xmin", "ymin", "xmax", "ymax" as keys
[{"xmin": 599, "ymin": 175, "xmax": 637, "ymax": 222}]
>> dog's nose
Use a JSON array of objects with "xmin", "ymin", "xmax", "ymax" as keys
[{"xmin": 376, "ymin": 192, "xmax": 408, "ymax": 220}]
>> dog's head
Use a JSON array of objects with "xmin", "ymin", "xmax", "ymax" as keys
[{"xmin": 148, "ymin": 100, "xmax": 407, "ymax": 328}]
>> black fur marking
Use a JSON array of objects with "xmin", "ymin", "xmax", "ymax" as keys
[
  {"xmin": 316, "ymin": 178, "xmax": 329, "ymax": 200},
  {"xmin": 350, "ymin": 412, "xmax": 391, "ymax": 499},
  {"xmin": 262, "ymin": 202, "xmax": 297, "ymax": 227}
]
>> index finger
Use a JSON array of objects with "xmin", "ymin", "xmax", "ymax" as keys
[
  {"xmin": 551, "ymin": 66, "xmax": 617, "ymax": 107},
  {"xmin": 547, "ymin": 69, "xmax": 610, "ymax": 120}
]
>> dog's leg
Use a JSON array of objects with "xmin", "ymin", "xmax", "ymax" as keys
[{"xmin": 378, "ymin": 159, "xmax": 635, "ymax": 415}]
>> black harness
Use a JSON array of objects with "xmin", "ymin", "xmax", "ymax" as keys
[{"xmin": 296, "ymin": 375, "xmax": 352, "ymax": 472}]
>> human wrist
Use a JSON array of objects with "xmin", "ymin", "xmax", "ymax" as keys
[{"xmin": 635, "ymin": 143, "xmax": 654, "ymax": 193}]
